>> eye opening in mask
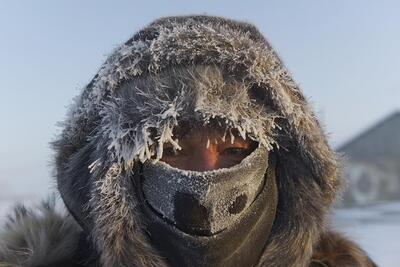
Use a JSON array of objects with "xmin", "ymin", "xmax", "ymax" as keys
[
  {"xmin": 157, "ymin": 121, "xmax": 259, "ymax": 172},
  {"xmin": 155, "ymin": 142, "xmax": 266, "ymax": 176}
]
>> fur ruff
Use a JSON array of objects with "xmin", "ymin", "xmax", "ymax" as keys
[
  {"xmin": 0, "ymin": 15, "xmax": 376, "ymax": 267},
  {"xmin": 0, "ymin": 204, "xmax": 376, "ymax": 266},
  {"xmin": 0, "ymin": 199, "xmax": 81, "ymax": 267}
]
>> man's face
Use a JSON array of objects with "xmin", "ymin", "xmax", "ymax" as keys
[{"xmin": 160, "ymin": 126, "xmax": 257, "ymax": 171}]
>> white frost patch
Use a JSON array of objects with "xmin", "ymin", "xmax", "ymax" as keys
[
  {"xmin": 59, "ymin": 20, "xmax": 293, "ymax": 174},
  {"xmin": 90, "ymin": 65, "xmax": 281, "ymax": 172}
]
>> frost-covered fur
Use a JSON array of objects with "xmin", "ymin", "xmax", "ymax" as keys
[{"xmin": 0, "ymin": 15, "xmax": 376, "ymax": 266}]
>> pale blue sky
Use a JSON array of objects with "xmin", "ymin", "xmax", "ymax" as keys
[{"xmin": 1, "ymin": 0, "xmax": 399, "ymax": 197}]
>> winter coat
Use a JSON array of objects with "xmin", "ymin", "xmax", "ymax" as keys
[{"xmin": 0, "ymin": 15, "xmax": 377, "ymax": 267}]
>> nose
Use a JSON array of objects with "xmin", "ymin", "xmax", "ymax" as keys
[
  {"xmin": 190, "ymin": 145, "xmax": 218, "ymax": 171},
  {"xmin": 173, "ymin": 191, "xmax": 249, "ymax": 235},
  {"xmin": 173, "ymin": 192, "xmax": 212, "ymax": 235}
]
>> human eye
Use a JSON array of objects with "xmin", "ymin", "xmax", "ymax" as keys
[{"xmin": 222, "ymin": 147, "xmax": 247, "ymax": 156}]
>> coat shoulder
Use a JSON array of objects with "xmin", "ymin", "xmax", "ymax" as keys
[
  {"xmin": 310, "ymin": 230, "xmax": 378, "ymax": 267},
  {"xmin": 0, "ymin": 199, "xmax": 94, "ymax": 267}
]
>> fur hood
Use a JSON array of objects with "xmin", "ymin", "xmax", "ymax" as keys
[{"xmin": 0, "ymin": 16, "xmax": 376, "ymax": 267}]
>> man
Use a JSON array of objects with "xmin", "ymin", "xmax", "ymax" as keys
[{"xmin": 0, "ymin": 16, "xmax": 377, "ymax": 266}]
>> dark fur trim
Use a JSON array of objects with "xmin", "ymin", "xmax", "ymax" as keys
[
  {"xmin": 311, "ymin": 231, "xmax": 377, "ymax": 267},
  {"xmin": 0, "ymin": 205, "xmax": 377, "ymax": 267}
]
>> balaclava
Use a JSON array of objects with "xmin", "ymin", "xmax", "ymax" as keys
[
  {"xmin": 139, "ymin": 143, "xmax": 277, "ymax": 267},
  {"xmin": 53, "ymin": 16, "xmax": 341, "ymax": 267}
]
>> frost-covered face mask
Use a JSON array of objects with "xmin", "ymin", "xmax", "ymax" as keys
[
  {"xmin": 137, "ymin": 144, "xmax": 278, "ymax": 267},
  {"xmin": 142, "ymin": 144, "xmax": 269, "ymax": 235}
]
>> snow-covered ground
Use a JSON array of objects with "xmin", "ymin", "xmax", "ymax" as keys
[
  {"xmin": 332, "ymin": 201, "xmax": 400, "ymax": 267},
  {"xmin": 1, "ymin": 199, "xmax": 399, "ymax": 266}
]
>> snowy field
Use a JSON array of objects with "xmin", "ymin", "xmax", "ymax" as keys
[
  {"xmin": 0, "ymin": 199, "xmax": 399, "ymax": 266},
  {"xmin": 332, "ymin": 202, "xmax": 400, "ymax": 267}
]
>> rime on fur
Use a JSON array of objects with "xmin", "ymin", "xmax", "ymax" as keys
[
  {"xmin": 0, "ymin": 15, "xmax": 377, "ymax": 267},
  {"xmin": 54, "ymin": 15, "xmax": 342, "ymax": 267}
]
